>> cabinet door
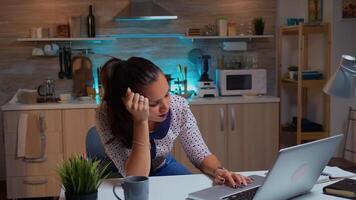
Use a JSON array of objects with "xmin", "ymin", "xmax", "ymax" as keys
[
  {"xmin": 173, "ymin": 104, "xmax": 228, "ymax": 173},
  {"xmin": 62, "ymin": 109, "xmax": 96, "ymax": 159},
  {"xmin": 3, "ymin": 110, "xmax": 63, "ymax": 199},
  {"xmin": 228, "ymin": 103, "xmax": 279, "ymax": 171}
]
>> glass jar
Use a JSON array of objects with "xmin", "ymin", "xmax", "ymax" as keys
[
  {"xmin": 238, "ymin": 23, "xmax": 245, "ymax": 36},
  {"xmin": 228, "ymin": 22, "xmax": 237, "ymax": 36},
  {"xmin": 216, "ymin": 16, "xmax": 228, "ymax": 36}
]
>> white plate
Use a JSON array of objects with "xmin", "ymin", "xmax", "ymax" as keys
[{"xmin": 79, "ymin": 96, "xmax": 92, "ymax": 101}]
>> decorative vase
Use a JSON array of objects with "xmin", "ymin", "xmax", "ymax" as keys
[
  {"xmin": 255, "ymin": 26, "xmax": 264, "ymax": 35},
  {"xmin": 65, "ymin": 191, "xmax": 98, "ymax": 200}
]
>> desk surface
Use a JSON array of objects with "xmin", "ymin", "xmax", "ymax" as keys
[{"xmin": 59, "ymin": 171, "xmax": 348, "ymax": 200}]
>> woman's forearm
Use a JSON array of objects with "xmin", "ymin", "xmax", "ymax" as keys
[
  {"xmin": 200, "ymin": 154, "xmax": 223, "ymax": 176},
  {"xmin": 125, "ymin": 120, "xmax": 151, "ymax": 176}
]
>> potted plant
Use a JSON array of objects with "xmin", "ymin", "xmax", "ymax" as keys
[
  {"xmin": 58, "ymin": 154, "xmax": 111, "ymax": 200},
  {"xmin": 253, "ymin": 17, "xmax": 265, "ymax": 35}
]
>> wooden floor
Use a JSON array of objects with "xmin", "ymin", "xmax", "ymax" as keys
[{"xmin": 0, "ymin": 158, "xmax": 355, "ymax": 199}]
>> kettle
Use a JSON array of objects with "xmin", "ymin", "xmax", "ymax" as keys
[{"xmin": 37, "ymin": 78, "xmax": 56, "ymax": 97}]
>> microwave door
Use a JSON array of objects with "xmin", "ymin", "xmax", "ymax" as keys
[
  {"xmin": 225, "ymin": 74, "xmax": 253, "ymax": 95},
  {"xmin": 227, "ymin": 74, "xmax": 252, "ymax": 90}
]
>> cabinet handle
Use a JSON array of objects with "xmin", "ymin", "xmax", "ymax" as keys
[
  {"xmin": 231, "ymin": 107, "xmax": 236, "ymax": 131},
  {"xmin": 219, "ymin": 108, "xmax": 225, "ymax": 132},
  {"xmin": 23, "ymin": 178, "xmax": 48, "ymax": 185},
  {"xmin": 23, "ymin": 112, "xmax": 46, "ymax": 163}
]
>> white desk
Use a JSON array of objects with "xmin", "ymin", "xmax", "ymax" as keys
[{"xmin": 59, "ymin": 171, "xmax": 348, "ymax": 200}]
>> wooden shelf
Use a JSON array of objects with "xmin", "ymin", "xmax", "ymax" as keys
[
  {"xmin": 281, "ymin": 128, "xmax": 328, "ymax": 141},
  {"xmin": 281, "ymin": 78, "xmax": 326, "ymax": 88},
  {"xmin": 184, "ymin": 34, "xmax": 274, "ymax": 39},
  {"xmin": 281, "ymin": 24, "xmax": 329, "ymax": 35},
  {"xmin": 16, "ymin": 37, "xmax": 115, "ymax": 42},
  {"xmin": 17, "ymin": 34, "xmax": 273, "ymax": 41},
  {"xmin": 278, "ymin": 23, "xmax": 330, "ymax": 145},
  {"xmin": 301, "ymin": 131, "xmax": 329, "ymax": 140}
]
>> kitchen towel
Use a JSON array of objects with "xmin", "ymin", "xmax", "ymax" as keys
[
  {"xmin": 17, "ymin": 113, "xmax": 44, "ymax": 159},
  {"xmin": 17, "ymin": 113, "xmax": 28, "ymax": 158}
]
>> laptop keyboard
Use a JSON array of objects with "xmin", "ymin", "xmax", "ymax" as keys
[{"xmin": 221, "ymin": 187, "xmax": 259, "ymax": 200}]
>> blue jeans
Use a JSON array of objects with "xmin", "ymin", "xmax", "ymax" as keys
[{"xmin": 151, "ymin": 154, "xmax": 192, "ymax": 176}]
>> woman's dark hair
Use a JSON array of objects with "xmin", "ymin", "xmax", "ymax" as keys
[{"xmin": 101, "ymin": 57, "xmax": 163, "ymax": 148}]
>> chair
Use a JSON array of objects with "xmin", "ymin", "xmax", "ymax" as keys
[{"xmin": 86, "ymin": 126, "xmax": 122, "ymax": 177}]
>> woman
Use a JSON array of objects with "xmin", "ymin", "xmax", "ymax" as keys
[{"xmin": 96, "ymin": 57, "xmax": 251, "ymax": 188}]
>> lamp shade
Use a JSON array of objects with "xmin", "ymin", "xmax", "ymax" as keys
[
  {"xmin": 323, "ymin": 55, "xmax": 356, "ymax": 98},
  {"xmin": 323, "ymin": 68, "xmax": 354, "ymax": 98}
]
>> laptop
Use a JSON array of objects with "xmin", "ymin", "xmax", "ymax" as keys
[{"xmin": 188, "ymin": 134, "xmax": 343, "ymax": 200}]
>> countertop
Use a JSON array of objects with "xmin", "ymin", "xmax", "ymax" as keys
[{"xmin": 1, "ymin": 90, "xmax": 279, "ymax": 111}]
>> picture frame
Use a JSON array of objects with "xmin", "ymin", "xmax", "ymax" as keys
[
  {"xmin": 308, "ymin": 0, "xmax": 323, "ymax": 23},
  {"xmin": 342, "ymin": 0, "xmax": 356, "ymax": 19}
]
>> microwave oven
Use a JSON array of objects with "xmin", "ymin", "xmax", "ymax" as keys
[{"xmin": 216, "ymin": 69, "xmax": 267, "ymax": 96}]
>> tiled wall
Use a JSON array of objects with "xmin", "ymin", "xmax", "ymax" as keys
[{"xmin": 0, "ymin": 0, "xmax": 276, "ymax": 180}]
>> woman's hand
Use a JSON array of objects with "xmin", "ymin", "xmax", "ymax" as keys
[
  {"xmin": 122, "ymin": 88, "xmax": 149, "ymax": 123},
  {"xmin": 213, "ymin": 168, "xmax": 252, "ymax": 188}
]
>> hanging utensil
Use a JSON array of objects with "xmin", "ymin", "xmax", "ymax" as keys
[
  {"xmin": 58, "ymin": 46, "xmax": 65, "ymax": 79},
  {"xmin": 65, "ymin": 47, "xmax": 72, "ymax": 79}
]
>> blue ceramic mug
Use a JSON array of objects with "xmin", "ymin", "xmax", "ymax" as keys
[{"xmin": 113, "ymin": 176, "xmax": 149, "ymax": 200}]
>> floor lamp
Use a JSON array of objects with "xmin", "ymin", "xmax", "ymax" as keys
[{"xmin": 323, "ymin": 55, "xmax": 356, "ymax": 161}]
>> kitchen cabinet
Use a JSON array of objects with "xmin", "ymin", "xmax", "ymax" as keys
[
  {"xmin": 3, "ymin": 110, "xmax": 62, "ymax": 199},
  {"xmin": 173, "ymin": 102, "xmax": 279, "ymax": 173},
  {"xmin": 62, "ymin": 109, "xmax": 96, "ymax": 159},
  {"xmin": 3, "ymin": 108, "xmax": 96, "ymax": 199}
]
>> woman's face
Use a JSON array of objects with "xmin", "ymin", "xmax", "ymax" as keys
[{"xmin": 142, "ymin": 72, "xmax": 170, "ymax": 122}]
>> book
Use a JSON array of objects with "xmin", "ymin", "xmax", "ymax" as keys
[
  {"xmin": 323, "ymin": 178, "xmax": 356, "ymax": 199},
  {"xmin": 317, "ymin": 166, "xmax": 356, "ymax": 183}
]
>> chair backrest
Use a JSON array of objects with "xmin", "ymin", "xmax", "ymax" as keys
[{"xmin": 86, "ymin": 126, "xmax": 120, "ymax": 176}]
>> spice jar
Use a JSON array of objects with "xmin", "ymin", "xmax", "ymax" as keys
[
  {"xmin": 228, "ymin": 22, "xmax": 236, "ymax": 36},
  {"xmin": 216, "ymin": 16, "xmax": 228, "ymax": 36}
]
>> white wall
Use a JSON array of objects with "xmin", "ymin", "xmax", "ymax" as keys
[
  {"xmin": 277, "ymin": 0, "xmax": 328, "ymax": 125},
  {"xmin": 329, "ymin": 0, "xmax": 356, "ymax": 160},
  {"xmin": 277, "ymin": 0, "xmax": 356, "ymax": 158}
]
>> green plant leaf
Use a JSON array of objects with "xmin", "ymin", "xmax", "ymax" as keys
[{"xmin": 57, "ymin": 154, "xmax": 112, "ymax": 195}]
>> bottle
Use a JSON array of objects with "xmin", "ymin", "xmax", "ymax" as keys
[{"xmin": 87, "ymin": 5, "xmax": 96, "ymax": 37}]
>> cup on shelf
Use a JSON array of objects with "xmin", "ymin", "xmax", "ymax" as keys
[
  {"xmin": 289, "ymin": 71, "xmax": 297, "ymax": 80},
  {"xmin": 30, "ymin": 27, "xmax": 42, "ymax": 38},
  {"xmin": 32, "ymin": 48, "xmax": 45, "ymax": 56}
]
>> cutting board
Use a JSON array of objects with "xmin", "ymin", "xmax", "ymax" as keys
[{"xmin": 71, "ymin": 55, "xmax": 93, "ymax": 97}]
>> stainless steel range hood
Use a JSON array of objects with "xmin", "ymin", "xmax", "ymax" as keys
[{"xmin": 114, "ymin": 0, "xmax": 177, "ymax": 21}]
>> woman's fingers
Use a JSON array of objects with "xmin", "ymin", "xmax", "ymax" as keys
[
  {"xmin": 216, "ymin": 170, "xmax": 252, "ymax": 188},
  {"xmin": 123, "ymin": 88, "xmax": 134, "ymax": 108},
  {"xmin": 214, "ymin": 175, "xmax": 225, "ymax": 185},
  {"xmin": 132, "ymin": 93, "xmax": 140, "ymax": 110},
  {"xmin": 232, "ymin": 173, "xmax": 247, "ymax": 186},
  {"xmin": 225, "ymin": 172, "xmax": 237, "ymax": 188},
  {"xmin": 123, "ymin": 88, "xmax": 148, "ymax": 111},
  {"xmin": 121, "ymin": 88, "xmax": 150, "ymax": 122},
  {"xmin": 217, "ymin": 170, "xmax": 236, "ymax": 188},
  {"xmin": 138, "ymin": 95, "xmax": 145, "ymax": 110},
  {"xmin": 143, "ymin": 97, "xmax": 149, "ymax": 109}
]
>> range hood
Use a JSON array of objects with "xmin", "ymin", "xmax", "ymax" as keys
[{"xmin": 114, "ymin": 0, "xmax": 177, "ymax": 21}]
